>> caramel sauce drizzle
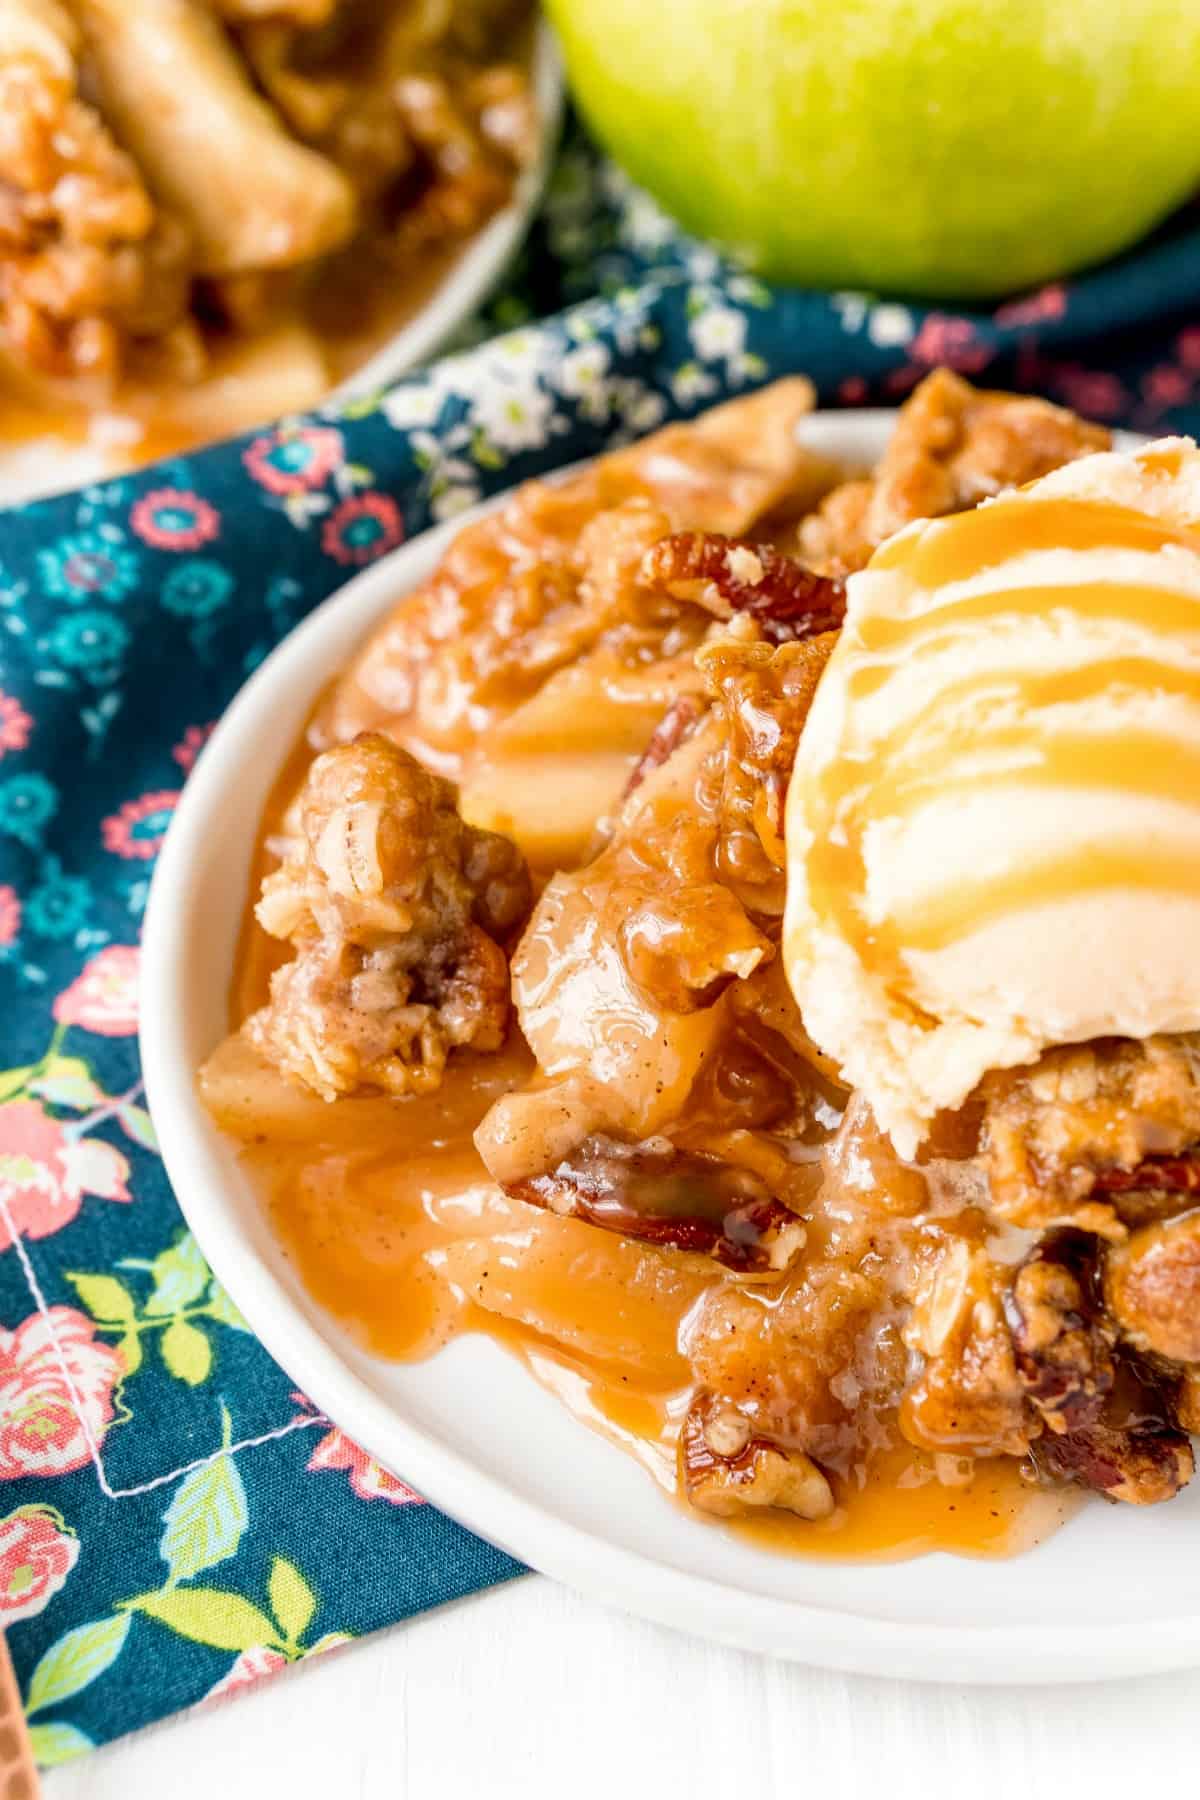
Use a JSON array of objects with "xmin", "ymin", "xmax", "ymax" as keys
[
  {"xmin": 802, "ymin": 494, "xmax": 1200, "ymax": 989},
  {"xmin": 208, "ymin": 700, "xmax": 1073, "ymax": 1564}
]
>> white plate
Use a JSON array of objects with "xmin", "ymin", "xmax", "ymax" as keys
[
  {"xmin": 141, "ymin": 408, "xmax": 1196, "ymax": 1686},
  {"xmin": 0, "ymin": 28, "xmax": 563, "ymax": 506}
]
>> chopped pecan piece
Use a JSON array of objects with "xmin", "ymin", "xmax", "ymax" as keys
[
  {"xmin": 902, "ymin": 1309, "xmax": 1033, "ymax": 1457},
  {"xmin": 1104, "ymin": 1212, "xmax": 1200, "ymax": 1364},
  {"xmin": 798, "ymin": 368, "xmax": 1110, "ymax": 574},
  {"xmin": 504, "ymin": 1135, "xmax": 807, "ymax": 1273},
  {"xmin": 681, "ymin": 1392, "xmax": 834, "ymax": 1520},
  {"xmin": 1093, "ymin": 1156, "xmax": 1200, "ymax": 1198},
  {"xmin": 980, "ymin": 1035, "xmax": 1200, "ymax": 1231},
  {"xmin": 1003, "ymin": 1232, "xmax": 1115, "ymax": 1432},
  {"xmin": 1174, "ymin": 1367, "xmax": 1200, "ymax": 1434},
  {"xmin": 622, "ymin": 693, "xmax": 708, "ymax": 801},
  {"xmin": 639, "ymin": 530, "xmax": 847, "ymax": 643},
  {"xmin": 697, "ymin": 626, "xmax": 837, "ymax": 910},
  {"xmin": 1030, "ymin": 1412, "xmax": 1193, "ymax": 1506}
]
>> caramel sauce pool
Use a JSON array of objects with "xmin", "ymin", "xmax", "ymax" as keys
[{"xmin": 203, "ymin": 786, "xmax": 1072, "ymax": 1561}]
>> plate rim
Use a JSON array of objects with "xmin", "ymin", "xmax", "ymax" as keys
[{"xmin": 140, "ymin": 406, "xmax": 1193, "ymax": 1685}]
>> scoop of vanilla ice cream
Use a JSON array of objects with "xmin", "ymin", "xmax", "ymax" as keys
[{"xmin": 783, "ymin": 437, "xmax": 1200, "ymax": 1158}]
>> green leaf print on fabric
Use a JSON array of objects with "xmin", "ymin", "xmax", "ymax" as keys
[
  {"xmin": 65, "ymin": 1274, "xmax": 136, "ymax": 1326},
  {"xmin": 28, "ymin": 1057, "xmax": 104, "ymax": 1111},
  {"xmin": 160, "ymin": 1318, "xmax": 211, "ymax": 1385},
  {"xmin": 159, "ymin": 1413, "xmax": 248, "ymax": 1585},
  {"xmin": 266, "ymin": 1557, "xmax": 315, "ymax": 1646},
  {"xmin": 24, "ymin": 1613, "xmax": 131, "ymax": 1714},
  {"xmin": 116, "ymin": 1104, "xmax": 158, "ymax": 1153},
  {"xmin": 203, "ymin": 1279, "xmax": 249, "ymax": 1332},
  {"xmin": 0, "ymin": 1065, "xmax": 35, "ymax": 1104},
  {"xmin": 69, "ymin": 1228, "xmax": 249, "ymax": 1388},
  {"xmin": 127, "ymin": 1589, "xmax": 281, "ymax": 1654},
  {"xmin": 27, "ymin": 1723, "xmax": 94, "ymax": 1767},
  {"xmin": 144, "ymin": 1233, "xmax": 210, "ymax": 1316}
]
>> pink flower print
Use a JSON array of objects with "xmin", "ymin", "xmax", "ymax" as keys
[
  {"xmin": 0, "ymin": 1504, "xmax": 79, "ymax": 1624},
  {"xmin": 130, "ymin": 488, "xmax": 220, "ymax": 552},
  {"xmin": 883, "ymin": 363, "xmax": 924, "ymax": 398},
  {"xmin": 0, "ymin": 887, "xmax": 19, "ymax": 947},
  {"xmin": 1043, "ymin": 364, "xmax": 1128, "ymax": 421},
  {"xmin": 992, "ymin": 284, "xmax": 1068, "ymax": 330},
  {"xmin": 203, "ymin": 1645, "xmax": 290, "ymax": 1703},
  {"xmin": 838, "ymin": 376, "xmax": 869, "ymax": 405},
  {"xmin": 909, "ymin": 314, "xmax": 992, "ymax": 373},
  {"xmin": 0, "ymin": 1099, "xmax": 131, "ymax": 1250},
  {"xmin": 204, "ymin": 1634, "xmax": 346, "ymax": 1705},
  {"xmin": 53, "ymin": 944, "xmax": 140, "ymax": 1036},
  {"xmin": 244, "ymin": 426, "xmax": 343, "ymax": 497},
  {"xmin": 0, "ymin": 1307, "xmax": 123, "ymax": 1478},
  {"xmin": 101, "ymin": 790, "xmax": 179, "ymax": 860},
  {"xmin": 172, "ymin": 722, "xmax": 215, "ymax": 774},
  {"xmin": 1142, "ymin": 363, "xmax": 1193, "ymax": 410},
  {"xmin": 320, "ymin": 493, "xmax": 403, "ymax": 567},
  {"xmin": 306, "ymin": 1424, "xmax": 423, "ymax": 1505},
  {"xmin": 0, "ymin": 693, "xmax": 32, "ymax": 758},
  {"xmin": 1176, "ymin": 327, "xmax": 1200, "ymax": 372}
]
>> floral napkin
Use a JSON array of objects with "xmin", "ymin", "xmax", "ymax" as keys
[{"xmin": 3, "ymin": 123, "xmax": 1200, "ymax": 1767}]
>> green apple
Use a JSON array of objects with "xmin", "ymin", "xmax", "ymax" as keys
[{"xmin": 546, "ymin": 0, "xmax": 1200, "ymax": 298}]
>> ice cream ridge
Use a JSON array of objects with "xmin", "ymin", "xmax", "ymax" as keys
[{"xmin": 784, "ymin": 437, "xmax": 1200, "ymax": 1158}]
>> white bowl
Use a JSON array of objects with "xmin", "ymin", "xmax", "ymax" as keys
[
  {"xmin": 141, "ymin": 408, "xmax": 1199, "ymax": 1685},
  {"xmin": 0, "ymin": 27, "xmax": 563, "ymax": 506}
]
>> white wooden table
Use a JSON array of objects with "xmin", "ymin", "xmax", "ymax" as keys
[{"xmin": 49, "ymin": 1576, "xmax": 1199, "ymax": 1796}]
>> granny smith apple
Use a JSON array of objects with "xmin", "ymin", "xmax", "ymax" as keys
[{"xmin": 546, "ymin": 0, "xmax": 1200, "ymax": 298}]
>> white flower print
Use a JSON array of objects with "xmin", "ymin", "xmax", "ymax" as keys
[
  {"xmin": 623, "ymin": 188, "xmax": 677, "ymax": 253},
  {"xmin": 611, "ymin": 379, "xmax": 667, "ymax": 433},
  {"xmin": 831, "ymin": 291, "xmax": 871, "ymax": 333},
  {"xmin": 684, "ymin": 244, "xmax": 723, "ymax": 284},
  {"xmin": 867, "ymin": 304, "xmax": 915, "ymax": 348},
  {"xmin": 382, "ymin": 385, "xmax": 445, "ymax": 430},
  {"xmin": 689, "ymin": 304, "xmax": 747, "ymax": 363},
  {"xmin": 470, "ymin": 380, "xmax": 557, "ymax": 453},
  {"xmin": 431, "ymin": 481, "xmax": 483, "ymax": 522},
  {"xmin": 556, "ymin": 342, "xmax": 612, "ymax": 400},
  {"xmin": 671, "ymin": 362, "xmax": 720, "ymax": 406},
  {"xmin": 554, "ymin": 342, "xmax": 614, "ymax": 424}
]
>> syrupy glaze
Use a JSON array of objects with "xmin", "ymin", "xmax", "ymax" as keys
[
  {"xmin": 203, "ymin": 765, "xmax": 1075, "ymax": 1563},
  {"xmin": 800, "ymin": 489, "xmax": 1200, "ymax": 989},
  {"xmin": 202, "ymin": 1028, "xmax": 1071, "ymax": 1562}
]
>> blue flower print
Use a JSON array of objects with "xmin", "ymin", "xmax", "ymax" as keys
[
  {"xmin": 46, "ymin": 610, "xmax": 130, "ymax": 680},
  {"xmin": 0, "ymin": 772, "xmax": 58, "ymax": 847},
  {"xmin": 160, "ymin": 560, "xmax": 234, "ymax": 619},
  {"xmin": 24, "ymin": 857, "xmax": 93, "ymax": 939},
  {"xmin": 37, "ymin": 529, "xmax": 139, "ymax": 605}
]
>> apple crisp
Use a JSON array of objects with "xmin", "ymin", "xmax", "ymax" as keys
[{"xmin": 204, "ymin": 371, "xmax": 1200, "ymax": 1557}]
